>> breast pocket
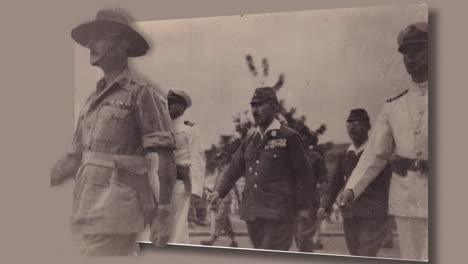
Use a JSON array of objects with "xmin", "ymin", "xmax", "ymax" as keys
[{"xmin": 95, "ymin": 106, "xmax": 135, "ymax": 143}]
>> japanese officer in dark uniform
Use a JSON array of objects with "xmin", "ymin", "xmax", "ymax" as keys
[
  {"xmin": 208, "ymin": 87, "xmax": 315, "ymax": 251},
  {"xmin": 318, "ymin": 109, "xmax": 392, "ymax": 257}
]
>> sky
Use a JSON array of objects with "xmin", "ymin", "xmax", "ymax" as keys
[{"xmin": 75, "ymin": 4, "xmax": 427, "ymax": 149}]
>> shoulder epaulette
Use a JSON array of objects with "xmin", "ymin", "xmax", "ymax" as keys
[
  {"xmin": 184, "ymin": 120, "xmax": 195, "ymax": 127},
  {"xmin": 386, "ymin": 89, "xmax": 409, "ymax": 103}
]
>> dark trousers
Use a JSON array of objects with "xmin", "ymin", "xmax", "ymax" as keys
[
  {"xmin": 294, "ymin": 208, "xmax": 319, "ymax": 252},
  {"xmin": 246, "ymin": 217, "xmax": 295, "ymax": 251},
  {"xmin": 343, "ymin": 217, "xmax": 388, "ymax": 257}
]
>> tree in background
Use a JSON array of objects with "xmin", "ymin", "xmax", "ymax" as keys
[{"xmin": 204, "ymin": 55, "xmax": 334, "ymax": 173}]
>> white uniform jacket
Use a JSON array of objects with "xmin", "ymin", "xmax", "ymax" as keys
[{"xmin": 345, "ymin": 82, "xmax": 428, "ymax": 218}]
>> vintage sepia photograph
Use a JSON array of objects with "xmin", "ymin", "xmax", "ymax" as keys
[{"xmin": 51, "ymin": 3, "xmax": 429, "ymax": 261}]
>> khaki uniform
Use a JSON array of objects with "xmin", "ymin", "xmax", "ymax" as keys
[{"xmin": 70, "ymin": 68, "xmax": 175, "ymax": 238}]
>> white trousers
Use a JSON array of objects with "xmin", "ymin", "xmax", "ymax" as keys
[
  {"xmin": 168, "ymin": 181, "xmax": 191, "ymax": 244},
  {"xmin": 395, "ymin": 216, "xmax": 428, "ymax": 261}
]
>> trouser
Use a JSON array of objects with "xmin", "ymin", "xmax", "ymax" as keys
[
  {"xmin": 395, "ymin": 216, "xmax": 428, "ymax": 261},
  {"xmin": 169, "ymin": 181, "xmax": 192, "ymax": 244},
  {"xmin": 246, "ymin": 217, "xmax": 295, "ymax": 251},
  {"xmin": 210, "ymin": 193, "xmax": 235, "ymax": 238},
  {"xmin": 294, "ymin": 208, "xmax": 319, "ymax": 252},
  {"xmin": 80, "ymin": 233, "xmax": 139, "ymax": 256},
  {"xmin": 342, "ymin": 217, "xmax": 389, "ymax": 257}
]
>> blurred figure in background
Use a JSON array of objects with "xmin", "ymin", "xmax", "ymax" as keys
[
  {"xmin": 294, "ymin": 133, "xmax": 327, "ymax": 252},
  {"xmin": 167, "ymin": 89, "xmax": 206, "ymax": 244},
  {"xmin": 201, "ymin": 151, "xmax": 238, "ymax": 247}
]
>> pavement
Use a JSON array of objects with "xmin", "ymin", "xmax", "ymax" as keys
[{"xmin": 140, "ymin": 214, "xmax": 401, "ymax": 259}]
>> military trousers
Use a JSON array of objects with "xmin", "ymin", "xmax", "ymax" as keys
[
  {"xmin": 79, "ymin": 233, "xmax": 139, "ymax": 256},
  {"xmin": 246, "ymin": 217, "xmax": 295, "ymax": 251},
  {"xmin": 342, "ymin": 216, "xmax": 389, "ymax": 257},
  {"xmin": 294, "ymin": 208, "xmax": 319, "ymax": 252},
  {"xmin": 395, "ymin": 216, "xmax": 428, "ymax": 260},
  {"xmin": 169, "ymin": 181, "xmax": 191, "ymax": 244}
]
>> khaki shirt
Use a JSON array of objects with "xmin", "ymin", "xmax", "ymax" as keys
[
  {"xmin": 70, "ymin": 68, "xmax": 175, "ymax": 235},
  {"xmin": 345, "ymin": 82, "xmax": 428, "ymax": 218}
]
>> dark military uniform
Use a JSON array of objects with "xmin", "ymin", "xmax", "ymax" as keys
[
  {"xmin": 216, "ymin": 121, "xmax": 315, "ymax": 250},
  {"xmin": 321, "ymin": 144, "xmax": 391, "ymax": 256}
]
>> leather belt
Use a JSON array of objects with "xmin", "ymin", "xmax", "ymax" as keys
[{"xmin": 389, "ymin": 155, "xmax": 428, "ymax": 176}]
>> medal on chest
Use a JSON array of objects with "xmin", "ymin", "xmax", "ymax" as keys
[{"xmin": 264, "ymin": 138, "xmax": 287, "ymax": 150}]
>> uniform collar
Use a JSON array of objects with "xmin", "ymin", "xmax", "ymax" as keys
[
  {"xmin": 96, "ymin": 67, "xmax": 134, "ymax": 92},
  {"xmin": 409, "ymin": 80, "xmax": 428, "ymax": 96},
  {"xmin": 257, "ymin": 119, "xmax": 281, "ymax": 139},
  {"xmin": 347, "ymin": 140, "xmax": 368, "ymax": 154},
  {"xmin": 172, "ymin": 116, "xmax": 185, "ymax": 127}
]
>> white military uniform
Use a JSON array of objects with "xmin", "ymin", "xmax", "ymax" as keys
[
  {"xmin": 168, "ymin": 116, "xmax": 206, "ymax": 244},
  {"xmin": 345, "ymin": 81, "xmax": 428, "ymax": 260}
]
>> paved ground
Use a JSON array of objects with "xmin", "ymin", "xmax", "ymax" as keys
[{"xmin": 140, "ymin": 214, "xmax": 401, "ymax": 260}]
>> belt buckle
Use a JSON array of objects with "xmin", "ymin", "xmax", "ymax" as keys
[{"xmin": 414, "ymin": 159, "xmax": 426, "ymax": 174}]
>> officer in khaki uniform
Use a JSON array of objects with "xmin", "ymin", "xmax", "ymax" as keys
[
  {"xmin": 50, "ymin": 9, "xmax": 176, "ymax": 256},
  {"xmin": 339, "ymin": 22, "xmax": 429, "ymax": 260},
  {"xmin": 208, "ymin": 87, "xmax": 315, "ymax": 251}
]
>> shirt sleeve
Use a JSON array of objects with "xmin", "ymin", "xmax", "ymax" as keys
[
  {"xmin": 345, "ymin": 105, "xmax": 396, "ymax": 199},
  {"xmin": 287, "ymin": 133, "xmax": 316, "ymax": 210},
  {"xmin": 215, "ymin": 140, "xmax": 246, "ymax": 199},
  {"xmin": 134, "ymin": 85, "xmax": 176, "ymax": 151},
  {"xmin": 188, "ymin": 126, "xmax": 206, "ymax": 197}
]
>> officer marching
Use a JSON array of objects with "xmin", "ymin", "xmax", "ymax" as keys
[
  {"xmin": 318, "ymin": 109, "xmax": 392, "ymax": 257},
  {"xmin": 208, "ymin": 87, "xmax": 315, "ymax": 251},
  {"xmin": 339, "ymin": 22, "xmax": 429, "ymax": 260},
  {"xmin": 50, "ymin": 9, "xmax": 177, "ymax": 255}
]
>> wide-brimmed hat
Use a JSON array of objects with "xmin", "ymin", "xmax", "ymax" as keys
[
  {"xmin": 397, "ymin": 22, "xmax": 428, "ymax": 53},
  {"xmin": 71, "ymin": 9, "xmax": 149, "ymax": 57}
]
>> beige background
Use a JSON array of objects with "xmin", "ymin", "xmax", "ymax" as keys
[{"xmin": 1, "ymin": 0, "xmax": 464, "ymax": 263}]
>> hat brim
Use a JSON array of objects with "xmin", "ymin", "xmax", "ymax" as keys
[
  {"xmin": 398, "ymin": 40, "xmax": 428, "ymax": 52},
  {"xmin": 71, "ymin": 20, "xmax": 149, "ymax": 57}
]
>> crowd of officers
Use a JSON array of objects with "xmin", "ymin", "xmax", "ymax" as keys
[{"xmin": 51, "ymin": 9, "xmax": 428, "ymax": 261}]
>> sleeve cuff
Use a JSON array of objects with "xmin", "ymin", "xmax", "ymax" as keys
[{"xmin": 143, "ymin": 131, "xmax": 176, "ymax": 150}]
